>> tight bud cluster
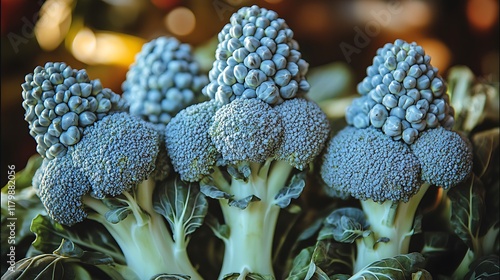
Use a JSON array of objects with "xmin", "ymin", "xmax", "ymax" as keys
[
  {"xmin": 346, "ymin": 39, "xmax": 454, "ymax": 144},
  {"xmin": 203, "ymin": 5, "xmax": 310, "ymax": 106},
  {"xmin": 122, "ymin": 36, "xmax": 209, "ymax": 124},
  {"xmin": 21, "ymin": 62, "xmax": 125, "ymax": 159}
]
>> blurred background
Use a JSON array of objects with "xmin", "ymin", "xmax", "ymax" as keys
[{"xmin": 1, "ymin": 0, "xmax": 499, "ymax": 186}]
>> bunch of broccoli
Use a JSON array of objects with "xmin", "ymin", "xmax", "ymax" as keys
[{"xmin": 3, "ymin": 5, "xmax": 498, "ymax": 280}]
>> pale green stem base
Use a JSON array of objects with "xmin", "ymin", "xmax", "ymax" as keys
[
  {"xmin": 217, "ymin": 160, "xmax": 294, "ymax": 279},
  {"xmin": 354, "ymin": 183, "xmax": 430, "ymax": 272}
]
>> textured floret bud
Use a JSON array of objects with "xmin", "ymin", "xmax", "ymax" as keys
[
  {"xmin": 166, "ymin": 100, "xmax": 221, "ymax": 182},
  {"xmin": 21, "ymin": 62, "xmax": 126, "ymax": 160},
  {"xmin": 203, "ymin": 5, "xmax": 309, "ymax": 106},
  {"xmin": 410, "ymin": 126, "xmax": 473, "ymax": 189},
  {"xmin": 69, "ymin": 112, "xmax": 161, "ymax": 198},
  {"xmin": 122, "ymin": 36, "xmax": 209, "ymax": 125},
  {"xmin": 274, "ymin": 98, "xmax": 330, "ymax": 170},
  {"xmin": 320, "ymin": 126, "xmax": 422, "ymax": 202},
  {"xmin": 209, "ymin": 98, "xmax": 284, "ymax": 164},
  {"xmin": 34, "ymin": 156, "xmax": 90, "ymax": 226},
  {"xmin": 347, "ymin": 39, "xmax": 454, "ymax": 144}
]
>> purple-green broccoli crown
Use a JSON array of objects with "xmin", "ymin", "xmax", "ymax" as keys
[
  {"xmin": 320, "ymin": 126, "xmax": 473, "ymax": 202},
  {"xmin": 33, "ymin": 112, "xmax": 163, "ymax": 225},
  {"xmin": 122, "ymin": 36, "xmax": 209, "ymax": 125},
  {"xmin": 203, "ymin": 5, "xmax": 310, "ymax": 106},
  {"xmin": 166, "ymin": 97, "xmax": 329, "ymax": 181},
  {"xmin": 21, "ymin": 62, "xmax": 127, "ymax": 159},
  {"xmin": 346, "ymin": 39, "xmax": 454, "ymax": 144}
]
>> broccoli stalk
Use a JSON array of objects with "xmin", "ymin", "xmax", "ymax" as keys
[
  {"xmin": 214, "ymin": 160, "xmax": 293, "ymax": 277},
  {"xmin": 320, "ymin": 39, "xmax": 473, "ymax": 273},
  {"xmin": 82, "ymin": 179, "xmax": 203, "ymax": 280},
  {"xmin": 354, "ymin": 183, "xmax": 429, "ymax": 271}
]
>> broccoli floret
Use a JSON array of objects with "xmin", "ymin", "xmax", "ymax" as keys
[
  {"xmin": 34, "ymin": 155, "xmax": 90, "ymax": 226},
  {"xmin": 69, "ymin": 112, "xmax": 160, "ymax": 198},
  {"xmin": 348, "ymin": 39, "xmax": 454, "ymax": 144},
  {"xmin": 122, "ymin": 36, "xmax": 209, "ymax": 125},
  {"xmin": 274, "ymin": 98, "xmax": 330, "ymax": 170},
  {"xmin": 21, "ymin": 62, "xmax": 126, "ymax": 159},
  {"xmin": 320, "ymin": 39, "xmax": 473, "ymax": 273},
  {"xmin": 411, "ymin": 126, "xmax": 473, "ymax": 188},
  {"xmin": 321, "ymin": 126, "xmax": 422, "ymax": 203},
  {"xmin": 210, "ymin": 98, "xmax": 284, "ymax": 164},
  {"xmin": 202, "ymin": 5, "xmax": 310, "ymax": 106},
  {"xmin": 165, "ymin": 100, "xmax": 220, "ymax": 182}
]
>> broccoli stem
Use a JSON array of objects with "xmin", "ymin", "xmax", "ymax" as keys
[
  {"xmin": 217, "ymin": 159, "xmax": 293, "ymax": 279},
  {"xmin": 83, "ymin": 179, "xmax": 203, "ymax": 280},
  {"xmin": 354, "ymin": 183, "xmax": 430, "ymax": 272}
]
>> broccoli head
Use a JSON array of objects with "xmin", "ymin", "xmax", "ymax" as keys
[
  {"xmin": 320, "ymin": 126, "xmax": 422, "ymax": 203},
  {"xmin": 21, "ymin": 62, "xmax": 127, "ymax": 159},
  {"xmin": 122, "ymin": 36, "xmax": 209, "ymax": 125},
  {"xmin": 347, "ymin": 39, "xmax": 454, "ymax": 144},
  {"xmin": 203, "ymin": 5, "xmax": 310, "ymax": 105},
  {"xmin": 32, "ymin": 112, "xmax": 163, "ymax": 225}
]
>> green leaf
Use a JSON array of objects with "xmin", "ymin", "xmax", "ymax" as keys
[
  {"xmin": 350, "ymin": 253, "xmax": 426, "ymax": 280},
  {"xmin": 104, "ymin": 207, "xmax": 132, "ymax": 224},
  {"xmin": 1, "ymin": 154, "xmax": 43, "ymax": 193},
  {"xmin": 287, "ymin": 239, "xmax": 355, "ymax": 280},
  {"xmin": 204, "ymin": 213, "xmax": 230, "ymax": 241},
  {"xmin": 200, "ymin": 184, "xmax": 232, "ymax": 199},
  {"xmin": 421, "ymin": 232, "xmax": 452, "ymax": 259},
  {"xmin": 2, "ymin": 239, "xmax": 123, "ymax": 280},
  {"xmin": 54, "ymin": 238, "xmax": 84, "ymax": 258},
  {"xmin": 29, "ymin": 214, "xmax": 125, "ymax": 263},
  {"xmin": 472, "ymin": 128, "xmax": 499, "ymax": 178},
  {"xmin": 411, "ymin": 270, "xmax": 433, "ymax": 280},
  {"xmin": 153, "ymin": 177, "xmax": 208, "ymax": 243},
  {"xmin": 448, "ymin": 174, "xmax": 485, "ymax": 251},
  {"xmin": 228, "ymin": 195, "xmax": 261, "ymax": 209},
  {"xmin": 464, "ymin": 255, "xmax": 500, "ymax": 280},
  {"xmin": 274, "ymin": 172, "xmax": 306, "ymax": 208},
  {"xmin": 319, "ymin": 208, "xmax": 369, "ymax": 243},
  {"xmin": 222, "ymin": 272, "xmax": 275, "ymax": 279},
  {"xmin": 151, "ymin": 273, "xmax": 192, "ymax": 279}
]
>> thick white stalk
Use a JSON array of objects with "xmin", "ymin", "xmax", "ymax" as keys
[
  {"xmin": 217, "ymin": 160, "xmax": 294, "ymax": 279},
  {"xmin": 354, "ymin": 183, "xmax": 430, "ymax": 272}
]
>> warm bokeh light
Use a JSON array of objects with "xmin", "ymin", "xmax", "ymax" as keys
[
  {"xmin": 71, "ymin": 28, "xmax": 145, "ymax": 66},
  {"xmin": 467, "ymin": 0, "xmax": 499, "ymax": 31},
  {"xmin": 34, "ymin": 0, "xmax": 73, "ymax": 51},
  {"xmin": 264, "ymin": 0, "xmax": 283, "ymax": 3},
  {"xmin": 418, "ymin": 38, "xmax": 451, "ymax": 73},
  {"xmin": 165, "ymin": 6, "xmax": 196, "ymax": 36}
]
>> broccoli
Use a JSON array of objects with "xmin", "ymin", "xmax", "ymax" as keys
[
  {"xmin": 165, "ymin": 7, "xmax": 329, "ymax": 278},
  {"xmin": 320, "ymin": 39, "xmax": 473, "ymax": 272},
  {"xmin": 122, "ymin": 36, "xmax": 209, "ymax": 125},
  {"xmin": 23, "ymin": 64, "xmax": 204, "ymax": 280}
]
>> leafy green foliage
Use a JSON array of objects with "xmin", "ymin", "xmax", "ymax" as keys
[
  {"xmin": 273, "ymin": 172, "xmax": 306, "ymax": 209},
  {"xmin": 464, "ymin": 255, "xmax": 500, "ymax": 280},
  {"xmin": 349, "ymin": 253, "xmax": 426, "ymax": 280},
  {"xmin": 2, "ymin": 239, "xmax": 124, "ymax": 280},
  {"xmin": 318, "ymin": 208, "xmax": 370, "ymax": 243},
  {"xmin": 102, "ymin": 198, "xmax": 132, "ymax": 224},
  {"xmin": 287, "ymin": 239, "xmax": 355, "ymax": 279},
  {"xmin": 222, "ymin": 272, "xmax": 275, "ymax": 280},
  {"xmin": 153, "ymin": 177, "xmax": 208, "ymax": 243},
  {"xmin": 29, "ymin": 214, "xmax": 125, "ymax": 263},
  {"xmin": 448, "ymin": 174, "xmax": 484, "ymax": 251},
  {"xmin": 228, "ymin": 195, "xmax": 261, "ymax": 209},
  {"xmin": 152, "ymin": 274, "xmax": 192, "ymax": 280}
]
